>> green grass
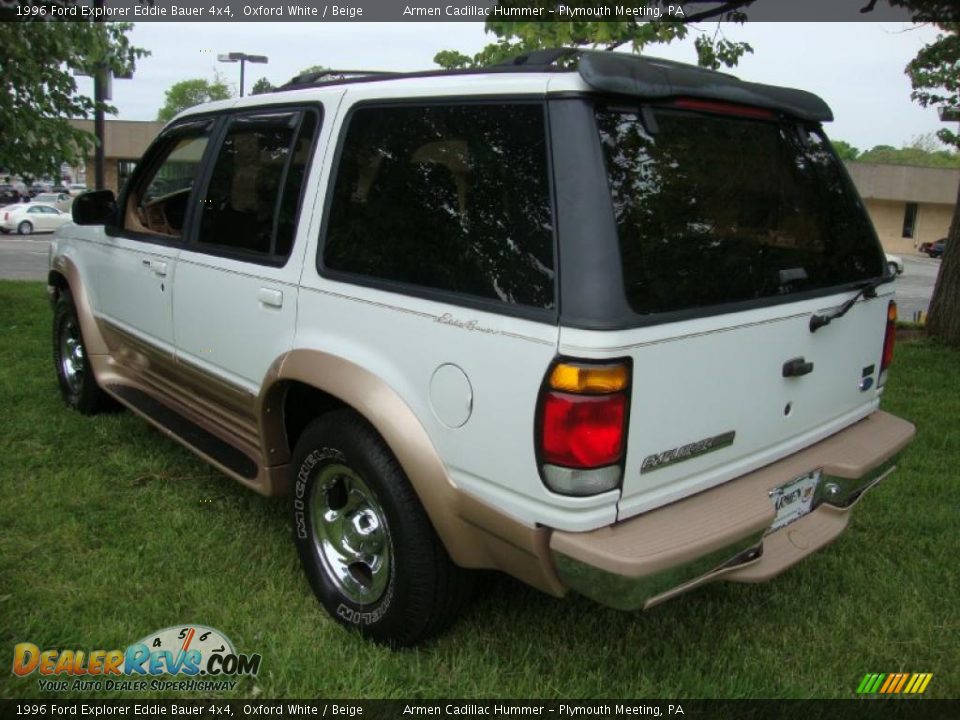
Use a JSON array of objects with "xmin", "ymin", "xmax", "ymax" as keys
[{"xmin": 0, "ymin": 280, "xmax": 957, "ymax": 700}]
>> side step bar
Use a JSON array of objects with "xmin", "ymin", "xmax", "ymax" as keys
[{"xmin": 107, "ymin": 384, "xmax": 259, "ymax": 480}]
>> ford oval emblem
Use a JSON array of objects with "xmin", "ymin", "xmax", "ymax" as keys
[{"xmin": 859, "ymin": 376, "xmax": 874, "ymax": 392}]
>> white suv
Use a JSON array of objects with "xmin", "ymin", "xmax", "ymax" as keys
[{"xmin": 50, "ymin": 50, "xmax": 915, "ymax": 646}]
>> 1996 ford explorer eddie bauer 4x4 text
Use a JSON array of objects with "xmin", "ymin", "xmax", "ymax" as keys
[{"xmin": 49, "ymin": 50, "xmax": 915, "ymax": 646}]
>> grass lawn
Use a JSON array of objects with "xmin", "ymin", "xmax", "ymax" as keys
[{"xmin": 0, "ymin": 279, "xmax": 957, "ymax": 700}]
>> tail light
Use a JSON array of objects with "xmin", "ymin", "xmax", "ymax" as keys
[
  {"xmin": 537, "ymin": 360, "xmax": 630, "ymax": 496},
  {"xmin": 879, "ymin": 300, "xmax": 896, "ymax": 387},
  {"xmin": 672, "ymin": 98, "xmax": 776, "ymax": 121}
]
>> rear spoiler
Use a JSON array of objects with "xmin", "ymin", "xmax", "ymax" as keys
[{"xmin": 578, "ymin": 51, "xmax": 833, "ymax": 122}]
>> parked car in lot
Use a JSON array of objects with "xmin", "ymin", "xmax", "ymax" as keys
[
  {"xmin": 923, "ymin": 240, "xmax": 945, "ymax": 258},
  {"xmin": 33, "ymin": 192, "xmax": 73, "ymax": 212},
  {"xmin": 67, "ymin": 183, "xmax": 89, "ymax": 197},
  {"xmin": 2, "ymin": 202, "xmax": 71, "ymax": 234},
  {"xmin": 0, "ymin": 185, "xmax": 20, "ymax": 207},
  {"xmin": 885, "ymin": 253, "xmax": 904, "ymax": 276},
  {"xmin": 49, "ymin": 49, "xmax": 915, "ymax": 646}
]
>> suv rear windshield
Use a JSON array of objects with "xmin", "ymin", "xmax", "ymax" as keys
[{"xmin": 595, "ymin": 107, "xmax": 884, "ymax": 317}]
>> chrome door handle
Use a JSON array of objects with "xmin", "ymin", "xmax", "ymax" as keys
[
  {"xmin": 142, "ymin": 258, "xmax": 167, "ymax": 276},
  {"xmin": 257, "ymin": 288, "xmax": 283, "ymax": 308}
]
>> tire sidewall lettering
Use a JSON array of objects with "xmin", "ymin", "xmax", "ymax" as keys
[{"xmin": 293, "ymin": 447, "xmax": 345, "ymax": 540}]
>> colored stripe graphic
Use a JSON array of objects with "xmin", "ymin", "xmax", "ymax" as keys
[{"xmin": 857, "ymin": 672, "xmax": 932, "ymax": 694}]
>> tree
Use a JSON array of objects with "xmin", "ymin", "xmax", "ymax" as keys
[
  {"xmin": 0, "ymin": 21, "xmax": 147, "ymax": 180},
  {"xmin": 906, "ymin": 22, "xmax": 960, "ymax": 345},
  {"xmin": 855, "ymin": 138, "xmax": 960, "ymax": 168},
  {"xmin": 832, "ymin": 140, "xmax": 862, "ymax": 161},
  {"xmin": 434, "ymin": 3, "xmax": 754, "ymax": 70},
  {"xmin": 251, "ymin": 77, "xmax": 274, "ymax": 95},
  {"xmin": 157, "ymin": 74, "xmax": 233, "ymax": 122}
]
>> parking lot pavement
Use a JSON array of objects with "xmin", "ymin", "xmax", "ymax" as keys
[
  {"xmin": 0, "ymin": 235, "xmax": 50, "ymax": 280},
  {"xmin": 894, "ymin": 254, "xmax": 940, "ymax": 322}
]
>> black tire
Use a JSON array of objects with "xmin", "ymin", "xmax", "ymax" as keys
[
  {"xmin": 17, "ymin": 221, "xmax": 32, "ymax": 235},
  {"xmin": 291, "ymin": 410, "xmax": 473, "ymax": 647},
  {"xmin": 53, "ymin": 289, "xmax": 111, "ymax": 414}
]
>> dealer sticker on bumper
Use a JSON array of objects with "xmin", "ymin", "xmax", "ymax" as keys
[{"xmin": 767, "ymin": 470, "xmax": 821, "ymax": 534}]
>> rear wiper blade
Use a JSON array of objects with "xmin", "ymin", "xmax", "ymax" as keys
[{"xmin": 809, "ymin": 275, "xmax": 892, "ymax": 333}]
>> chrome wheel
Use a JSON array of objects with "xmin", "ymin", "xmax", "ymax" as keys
[
  {"xmin": 310, "ymin": 463, "xmax": 392, "ymax": 604},
  {"xmin": 59, "ymin": 316, "xmax": 85, "ymax": 395}
]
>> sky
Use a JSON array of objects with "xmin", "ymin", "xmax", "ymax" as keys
[{"xmin": 77, "ymin": 21, "xmax": 950, "ymax": 152}]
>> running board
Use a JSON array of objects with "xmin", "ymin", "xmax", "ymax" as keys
[{"xmin": 107, "ymin": 384, "xmax": 259, "ymax": 479}]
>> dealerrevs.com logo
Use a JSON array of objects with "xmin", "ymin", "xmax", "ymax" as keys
[{"xmin": 12, "ymin": 625, "xmax": 261, "ymax": 692}]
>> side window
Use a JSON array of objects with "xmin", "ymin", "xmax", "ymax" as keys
[
  {"xmin": 322, "ymin": 103, "xmax": 555, "ymax": 310},
  {"xmin": 125, "ymin": 130, "xmax": 210, "ymax": 238},
  {"xmin": 197, "ymin": 110, "xmax": 318, "ymax": 261}
]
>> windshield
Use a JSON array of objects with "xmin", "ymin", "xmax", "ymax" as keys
[{"xmin": 595, "ymin": 107, "xmax": 884, "ymax": 316}]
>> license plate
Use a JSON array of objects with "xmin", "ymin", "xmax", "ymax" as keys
[{"xmin": 767, "ymin": 470, "xmax": 821, "ymax": 534}]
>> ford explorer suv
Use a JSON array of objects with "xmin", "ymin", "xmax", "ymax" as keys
[{"xmin": 49, "ymin": 49, "xmax": 915, "ymax": 646}]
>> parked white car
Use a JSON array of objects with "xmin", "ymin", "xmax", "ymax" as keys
[
  {"xmin": 885, "ymin": 253, "xmax": 904, "ymax": 276},
  {"xmin": 48, "ymin": 50, "xmax": 915, "ymax": 647},
  {"xmin": 2, "ymin": 203, "xmax": 71, "ymax": 235},
  {"xmin": 33, "ymin": 192, "xmax": 74, "ymax": 212}
]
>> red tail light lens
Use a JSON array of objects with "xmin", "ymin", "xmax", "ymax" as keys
[
  {"xmin": 542, "ymin": 392, "xmax": 626, "ymax": 468},
  {"xmin": 881, "ymin": 300, "xmax": 897, "ymax": 373}
]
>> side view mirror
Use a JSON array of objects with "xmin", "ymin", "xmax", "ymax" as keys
[{"xmin": 72, "ymin": 190, "xmax": 117, "ymax": 226}]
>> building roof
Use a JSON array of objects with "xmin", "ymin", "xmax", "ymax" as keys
[{"xmin": 845, "ymin": 161, "xmax": 960, "ymax": 205}]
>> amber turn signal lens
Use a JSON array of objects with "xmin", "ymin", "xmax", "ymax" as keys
[{"xmin": 549, "ymin": 363, "xmax": 629, "ymax": 394}]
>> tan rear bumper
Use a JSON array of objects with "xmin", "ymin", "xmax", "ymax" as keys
[{"xmin": 549, "ymin": 410, "xmax": 915, "ymax": 610}]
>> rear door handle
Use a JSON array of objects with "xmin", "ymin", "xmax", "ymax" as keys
[
  {"xmin": 257, "ymin": 288, "xmax": 283, "ymax": 308},
  {"xmin": 782, "ymin": 357, "xmax": 814, "ymax": 378}
]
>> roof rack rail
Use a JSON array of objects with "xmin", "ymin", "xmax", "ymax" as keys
[
  {"xmin": 494, "ymin": 48, "xmax": 581, "ymax": 67},
  {"xmin": 279, "ymin": 68, "xmax": 401, "ymax": 90}
]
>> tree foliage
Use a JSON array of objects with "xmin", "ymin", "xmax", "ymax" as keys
[
  {"xmin": 833, "ymin": 134, "xmax": 960, "ymax": 168},
  {"xmin": 906, "ymin": 23, "xmax": 959, "ymax": 149},
  {"xmin": 831, "ymin": 140, "xmax": 862, "ymax": 161},
  {"xmin": 0, "ymin": 21, "xmax": 147, "ymax": 180},
  {"xmin": 435, "ymin": 12, "xmax": 753, "ymax": 70},
  {"xmin": 156, "ymin": 74, "xmax": 232, "ymax": 123},
  {"xmin": 251, "ymin": 77, "xmax": 275, "ymax": 95}
]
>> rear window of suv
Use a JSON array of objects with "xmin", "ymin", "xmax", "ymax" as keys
[{"xmin": 595, "ymin": 107, "xmax": 884, "ymax": 316}]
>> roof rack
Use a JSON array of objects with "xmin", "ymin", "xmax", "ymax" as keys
[
  {"xmin": 275, "ymin": 50, "xmax": 587, "ymax": 91},
  {"xmin": 279, "ymin": 68, "xmax": 401, "ymax": 90},
  {"xmin": 493, "ymin": 48, "xmax": 581, "ymax": 67}
]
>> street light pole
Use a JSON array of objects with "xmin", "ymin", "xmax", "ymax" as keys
[
  {"xmin": 93, "ymin": 0, "xmax": 105, "ymax": 190},
  {"xmin": 94, "ymin": 64, "xmax": 105, "ymax": 190},
  {"xmin": 217, "ymin": 52, "xmax": 269, "ymax": 98}
]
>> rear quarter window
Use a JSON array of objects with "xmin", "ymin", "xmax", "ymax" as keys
[
  {"xmin": 322, "ymin": 102, "xmax": 555, "ymax": 310},
  {"xmin": 596, "ymin": 107, "xmax": 884, "ymax": 316}
]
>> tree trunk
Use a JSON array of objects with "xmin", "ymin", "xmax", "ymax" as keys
[{"xmin": 926, "ymin": 179, "xmax": 960, "ymax": 346}]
